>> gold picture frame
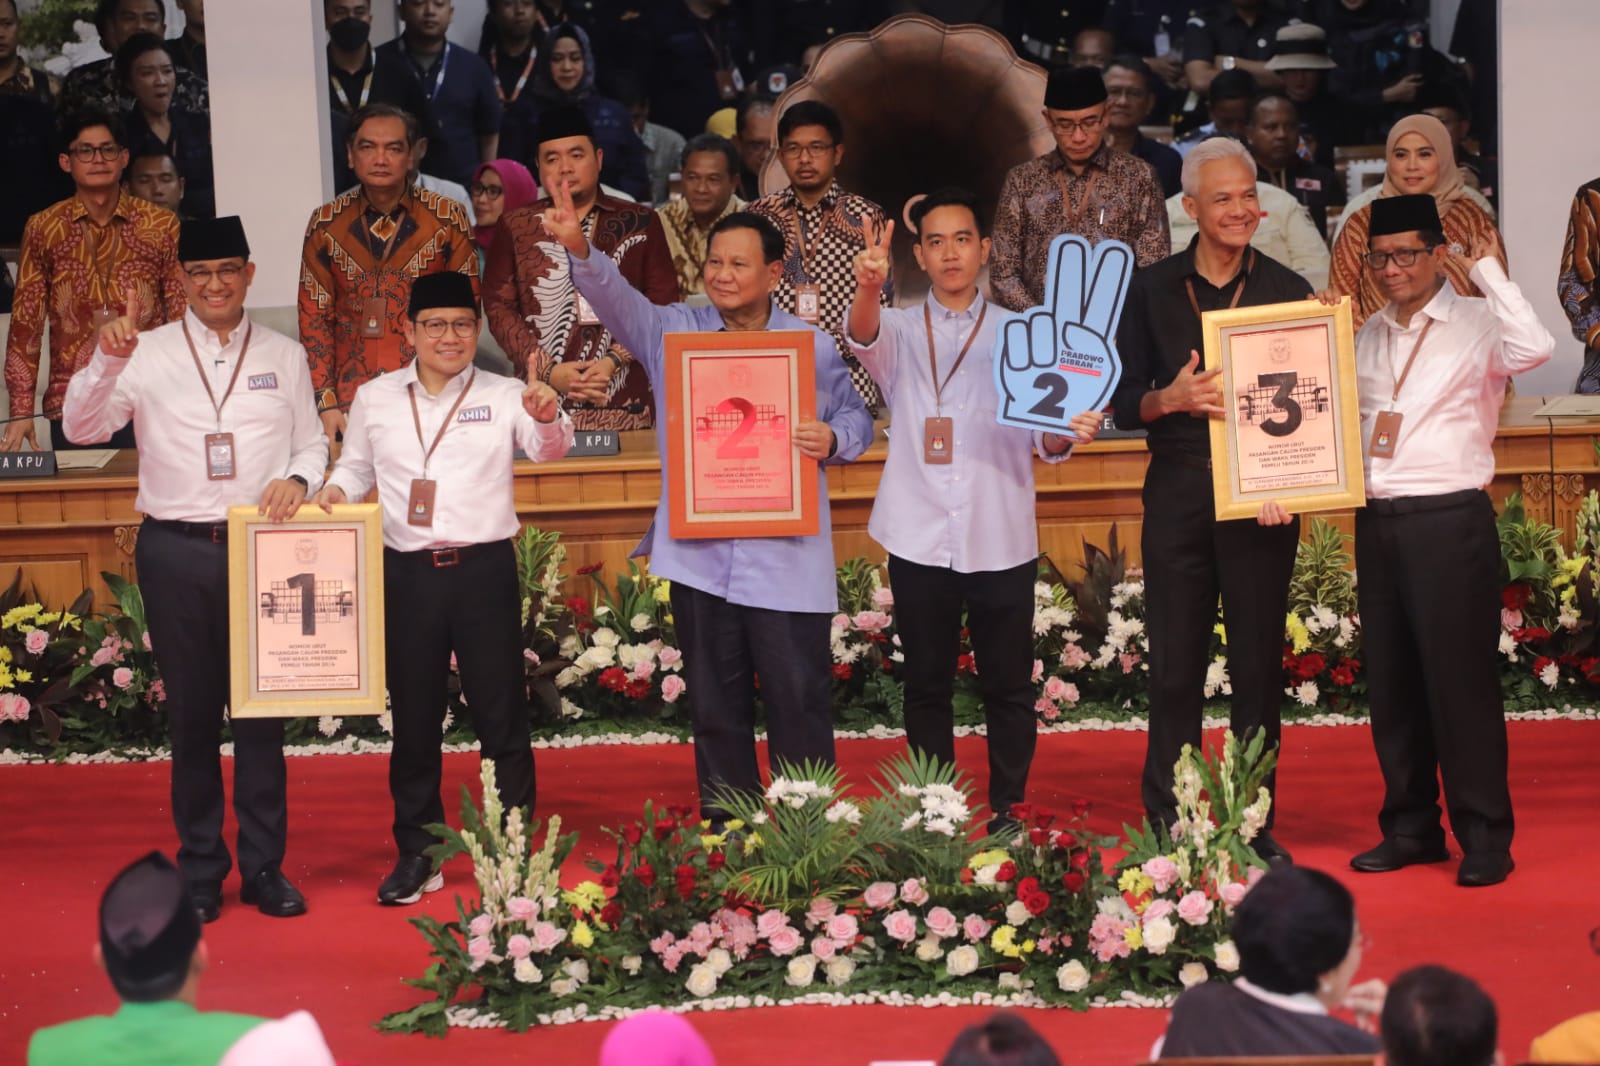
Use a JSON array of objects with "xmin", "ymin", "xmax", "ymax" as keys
[
  {"xmin": 1204, "ymin": 297, "xmax": 1366, "ymax": 521},
  {"xmin": 227, "ymin": 503, "xmax": 386, "ymax": 718}
]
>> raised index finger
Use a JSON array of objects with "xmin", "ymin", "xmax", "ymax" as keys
[{"xmin": 124, "ymin": 284, "xmax": 141, "ymax": 327}]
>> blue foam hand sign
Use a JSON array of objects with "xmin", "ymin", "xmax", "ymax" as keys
[{"xmin": 994, "ymin": 234, "xmax": 1133, "ymax": 435}]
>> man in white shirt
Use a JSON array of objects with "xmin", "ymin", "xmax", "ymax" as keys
[
  {"xmin": 312, "ymin": 271, "xmax": 573, "ymax": 905},
  {"xmin": 844, "ymin": 187, "xmax": 1101, "ymax": 832},
  {"xmin": 1343, "ymin": 193, "xmax": 1553, "ymax": 887},
  {"xmin": 62, "ymin": 216, "xmax": 329, "ymax": 923}
]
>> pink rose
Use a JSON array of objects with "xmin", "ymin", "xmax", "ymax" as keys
[
  {"xmin": 826, "ymin": 913, "xmax": 859, "ymax": 942},
  {"xmin": 1042, "ymin": 704, "xmax": 1061, "ymax": 721},
  {"xmin": 831, "ymin": 613, "xmax": 850, "ymax": 630},
  {"xmin": 1246, "ymin": 866, "xmax": 1266, "ymax": 886},
  {"xmin": 24, "ymin": 629, "xmax": 48, "ymax": 655},
  {"xmin": 112, "ymin": 666, "xmax": 134, "ymax": 690},
  {"xmin": 925, "ymin": 907, "xmax": 959, "ymax": 940},
  {"xmin": 1120, "ymin": 652, "xmax": 1141, "ymax": 673},
  {"xmin": 767, "ymin": 926, "xmax": 803, "ymax": 956},
  {"xmin": 810, "ymin": 935, "xmax": 838, "ymax": 960},
  {"xmin": 1219, "ymin": 882, "xmax": 1248, "ymax": 908},
  {"xmin": 1060, "ymin": 644, "xmax": 1091, "ymax": 670},
  {"xmin": 1501, "ymin": 608, "xmax": 1523, "ymax": 630},
  {"xmin": 1177, "ymin": 891, "xmax": 1213, "ymax": 926},
  {"xmin": 467, "ymin": 936, "xmax": 495, "ymax": 963},
  {"xmin": 862, "ymin": 881, "xmax": 898, "ymax": 909},
  {"xmin": 149, "ymin": 680, "xmax": 166, "ymax": 703},
  {"xmin": 1058, "ymin": 682, "xmax": 1080, "ymax": 705},
  {"xmin": 1141, "ymin": 856, "xmax": 1179, "ymax": 893},
  {"xmin": 1142, "ymin": 898, "xmax": 1175, "ymax": 922},
  {"xmin": 851, "ymin": 610, "xmax": 892, "ymax": 633},
  {"xmin": 505, "ymin": 934, "xmax": 533, "ymax": 959},
  {"xmin": 962, "ymin": 914, "xmax": 992, "ymax": 942},
  {"xmin": 506, "ymin": 896, "xmax": 538, "ymax": 923},
  {"xmin": 468, "ymin": 913, "xmax": 495, "ymax": 938},
  {"xmin": 0, "ymin": 693, "xmax": 31, "ymax": 723},
  {"xmin": 90, "ymin": 647, "xmax": 116, "ymax": 667},
  {"xmin": 1034, "ymin": 697, "xmax": 1054, "ymax": 716},
  {"xmin": 661, "ymin": 675, "xmax": 686, "ymax": 703},
  {"xmin": 900, "ymin": 878, "xmax": 929, "ymax": 906},
  {"xmin": 142, "ymin": 631, "xmax": 152, "ymax": 651},
  {"xmin": 756, "ymin": 910, "xmax": 789, "ymax": 939},
  {"xmin": 1044, "ymin": 676, "xmax": 1070, "ymax": 702},
  {"xmin": 883, "ymin": 909, "xmax": 918, "ymax": 943},
  {"xmin": 1031, "ymin": 659, "xmax": 1044, "ymax": 683},
  {"xmin": 632, "ymin": 660, "xmax": 655, "ymax": 681},
  {"xmin": 871, "ymin": 586, "xmax": 894, "ymax": 610},
  {"xmin": 658, "ymin": 646, "xmax": 682, "ymax": 668},
  {"xmin": 806, "ymin": 897, "xmax": 838, "ymax": 927},
  {"xmin": 531, "ymin": 921, "xmax": 565, "ymax": 952}
]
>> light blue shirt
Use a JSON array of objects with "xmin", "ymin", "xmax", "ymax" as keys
[
  {"xmin": 570, "ymin": 244, "xmax": 873, "ymax": 613},
  {"xmin": 847, "ymin": 291, "xmax": 1067, "ymax": 574}
]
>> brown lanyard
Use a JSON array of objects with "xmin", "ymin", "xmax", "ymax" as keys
[
  {"xmin": 923, "ymin": 300, "xmax": 988, "ymax": 414},
  {"xmin": 1052, "ymin": 166, "xmax": 1103, "ymax": 232},
  {"xmin": 183, "ymin": 321, "xmax": 254, "ymax": 431},
  {"xmin": 1184, "ymin": 249, "xmax": 1255, "ymax": 321},
  {"xmin": 1386, "ymin": 316, "xmax": 1435, "ymax": 404},
  {"xmin": 794, "ymin": 199, "xmax": 839, "ymax": 282},
  {"xmin": 490, "ymin": 49, "xmax": 536, "ymax": 103},
  {"xmin": 407, "ymin": 370, "xmax": 475, "ymax": 478}
]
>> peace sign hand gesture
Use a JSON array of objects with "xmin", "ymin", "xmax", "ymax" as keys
[
  {"xmin": 543, "ymin": 179, "xmax": 588, "ymax": 258},
  {"xmin": 851, "ymin": 219, "xmax": 894, "ymax": 291},
  {"xmin": 100, "ymin": 284, "xmax": 143, "ymax": 359}
]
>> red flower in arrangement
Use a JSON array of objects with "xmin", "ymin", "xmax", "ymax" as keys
[
  {"xmin": 599, "ymin": 900, "xmax": 623, "ymax": 927},
  {"xmin": 1010, "ymin": 804, "xmax": 1034, "ymax": 823},
  {"xmin": 600, "ymin": 864, "xmax": 620, "ymax": 888},
  {"xmin": 653, "ymin": 817, "xmax": 678, "ymax": 840},
  {"xmin": 1056, "ymin": 832, "xmax": 1078, "ymax": 850},
  {"xmin": 957, "ymin": 652, "xmax": 977, "ymax": 674},
  {"xmin": 624, "ymin": 679, "xmax": 652, "ymax": 700},
  {"xmin": 832, "ymin": 663, "xmax": 853, "ymax": 681},
  {"xmin": 1024, "ymin": 891, "xmax": 1051, "ymax": 916},
  {"xmin": 1285, "ymin": 652, "xmax": 1326, "ymax": 681},
  {"xmin": 1062, "ymin": 871, "xmax": 1086, "ymax": 893},
  {"xmin": 635, "ymin": 862, "xmax": 656, "ymax": 887},
  {"xmin": 960, "ymin": 868, "xmax": 975, "ymax": 885},
  {"xmin": 706, "ymin": 851, "xmax": 727, "ymax": 871},
  {"xmin": 674, "ymin": 863, "xmax": 697, "ymax": 897},
  {"xmin": 622, "ymin": 824, "xmax": 643, "ymax": 847},
  {"xmin": 995, "ymin": 861, "xmax": 1017, "ymax": 882},
  {"xmin": 1533, "ymin": 656, "xmax": 1557, "ymax": 678},
  {"xmin": 1032, "ymin": 807, "xmax": 1056, "ymax": 829},
  {"xmin": 576, "ymin": 562, "xmax": 605, "ymax": 576},
  {"xmin": 1029, "ymin": 827, "xmax": 1049, "ymax": 846},
  {"xmin": 1016, "ymin": 876, "xmax": 1041, "ymax": 898},
  {"xmin": 1071, "ymin": 799, "xmax": 1092, "ymax": 818},
  {"xmin": 1512, "ymin": 626, "xmax": 1553, "ymax": 644},
  {"xmin": 1070, "ymin": 851, "xmax": 1090, "ymax": 871},
  {"xmin": 1329, "ymin": 663, "xmax": 1357, "ymax": 687},
  {"xmin": 564, "ymin": 596, "xmax": 592, "ymax": 618},
  {"xmin": 667, "ymin": 804, "xmax": 696, "ymax": 820},
  {"xmin": 881, "ymin": 659, "xmax": 894, "ymax": 673},
  {"xmin": 1502, "ymin": 583, "xmax": 1532, "ymax": 611},
  {"xmin": 599, "ymin": 667, "xmax": 629, "ymax": 692}
]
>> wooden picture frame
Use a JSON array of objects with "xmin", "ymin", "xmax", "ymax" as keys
[
  {"xmin": 662, "ymin": 330, "xmax": 819, "ymax": 539},
  {"xmin": 1204, "ymin": 297, "xmax": 1366, "ymax": 521},
  {"xmin": 227, "ymin": 503, "xmax": 386, "ymax": 718}
]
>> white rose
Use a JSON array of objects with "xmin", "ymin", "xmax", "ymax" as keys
[
  {"xmin": 1214, "ymin": 939, "xmax": 1240, "ymax": 972},
  {"xmin": 513, "ymin": 958, "xmax": 543, "ymax": 984},
  {"xmin": 621, "ymin": 955, "xmax": 642, "ymax": 975},
  {"xmin": 824, "ymin": 956, "xmax": 856, "ymax": 986},
  {"xmin": 1056, "ymin": 959, "xmax": 1090, "ymax": 992},
  {"xmin": 946, "ymin": 945, "xmax": 980, "ymax": 977},
  {"xmin": 685, "ymin": 962, "xmax": 719, "ymax": 998},
  {"xmin": 997, "ymin": 972, "xmax": 1022, "ymax": 991},
  {"xmin": 706, "ymin": 947, "xmax": 734, "ymax": 977},
  {"xmin": 915, "ymin": 937, "xmax": 945, "ymax": 963},
  {"xmin": 549, "ymin": 976, "xmax": 579, "ymax": 997},
  {"xmin": 785, "ymin": 954, "xmax": 818, "ymax": 988},
  {"xmin": 1142, "ymin": 916, "xmax": 1176, "ymax": 955},
  {"xmin": 630, "ymin": 612, "xmax": 652, "ymax": 632},
  {"xmin": 591, "ymin": 627, "xmax": 620, "ymax": 649},
  {"xmin": 1179, "ymin": 961, "xmax": 1209, "ymax": 988},
  {"xmin": 562, "ymin": 958, "xmax": 590, "ymax": 983},
  {"xmin": 1005, "ymin": 899, "xmax": 1031, "ymax": 926}
]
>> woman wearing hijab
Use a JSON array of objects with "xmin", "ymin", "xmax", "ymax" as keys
[
  {"xmin": 468, "ymin": 158, "xmax": 538, "ymax": 270},
  {"xmin": 1331, "ymin": 114, "xmax": 1506, "ymax": 327},
  {"xmin": 498, "ymin": 23, "xmax": 650, "ymax": 202}
]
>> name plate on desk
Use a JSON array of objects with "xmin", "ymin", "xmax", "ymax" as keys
[
  {"xmin": 0, "ymin": 452, "xmax": 57, "ymax": 478},
  {"xmin": 567, "ymin": 430, "xmax": 621, "ymax": 457}
]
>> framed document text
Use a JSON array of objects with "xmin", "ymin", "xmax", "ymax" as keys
[
  {"xmin": 663, "ymin": 330, "xmax": 819, "ymax": 539},
  {"xmin": 228, "ymin": 503, "xmax": 386, "ymax": 718},
  {"xmin": 1203, "ymin": 298, "xmax": 1366, "ymax": 521}
]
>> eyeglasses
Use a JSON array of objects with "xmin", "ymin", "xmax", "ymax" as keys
[
  {"xmin": 1050, "ymin": 115, "xmax": 1104, "ymax": 137},
  {"xmin": 1364, "ymin": 247, "xmax": 1434, "ymax": 270},
  {"xmin": 468, "ymin": 183, "xmax": 505, "ymax": 198},
  {"xmin": 779, "ymin": 141, "xmax": 835, "ymax": 160},
  {"xmin": 69, "ymin": 143, "xmax": 122, "ymax": 162},
  {"xmin": 183, "ymin": 264, "xmax": 245, "ymax": 284},
  {"xmin": 418, "ymin": 317, "xmax": 479, "ymax": 339}
]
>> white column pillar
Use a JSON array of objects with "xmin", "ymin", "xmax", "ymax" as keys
[{"xmin": 205, "ymin": 0, "xmax": 332, "ymax": 308}]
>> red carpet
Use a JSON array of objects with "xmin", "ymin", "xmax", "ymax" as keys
[{"xmin": 3, "ymin": 722, "xmax": 1598, "ymax": 1064}]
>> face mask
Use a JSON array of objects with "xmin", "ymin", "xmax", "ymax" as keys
[{"xmin": 329, "ymin": 16, "xmax": 371, "ymax": 52}]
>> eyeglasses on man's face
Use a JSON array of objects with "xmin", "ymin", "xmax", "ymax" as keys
[
  {"xmin": 779, "ymin": 141, "xmax": 835, "ymax": 161},
  {"xmin": 1050, "ymin": 114, "xmax": 1104, "ymax": 137},
  {"xmin": 69, "ymin": 142, "xmax": 123, "ymax": 162},
  {"xmin": 183, "ymin": 264, "xmax": 245, "ymax": 285},
  {"xmin": 1364, "ymin": 247, "xmax": 1434, "ymax": 270},
  {"xmin": 417, "ymin": 317, "xmax": 479, "ymax": 339}
]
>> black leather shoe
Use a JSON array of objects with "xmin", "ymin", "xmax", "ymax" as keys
[
  {"xmin": 1251, "ymin": 831, "xmax": 1294, "ymax": 866},
  {"xmin": 1350, "ymin": 837, "xmax": 1450, "ymax": 873},
  {"xmin": 240, "ymin": 866, "xmax": 308, "ymax": 917},
  {"xmin": 189, "ymin": 880, "xmax": 223, "ymax": 924},
  {"xmin": 1457, "ymin": 852, "xmax": 1514, "ymax": 887},
  {"xmin": 378, "ymin": 854, "xmax": 443, "ymax": 906}
]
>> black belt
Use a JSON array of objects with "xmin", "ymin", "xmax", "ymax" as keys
[
  {"xmin": 1362, "ymin": 488, "xmax": 1484, "ymax": 516},
  {"xmin": 387, "ymin": 540, "xmax": 505, "ymax": 569},
  {"xmin": 143, "ymin": 517, "xmax": 228, "ymax": 543}
]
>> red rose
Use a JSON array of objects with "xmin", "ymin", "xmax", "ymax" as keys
[
  {"xmin": 1055, "ymin": 832, "xmax": 1078, "ymax": 850},
  {"xmin": 622, "ymin": 824, "xmax": 643, "ymax": 847},
  {"xmin": 1071, "ymin": 799, "xmax": 1092, "ymax": 818},
  {"xmin": 635, "ymin": 862, "xmax": 656, "ymax": 887},
  {"xmin": 674, "ymin": 863, "xmax": 697, "ymax": 900},
  {"xmin": 1062, "ymin": 871, "xmax": 1085, "ymax": 893},
  {"xmin": 960, "ymin": 868, "xmax": 975, "ymax": 884},
  {"xmin": 1025, "ymin": 891, "xmax": 1051, "ymax": 916},
  {"xmin": 600, "ymin": 864, "xmax": 620, "ymax": 888},
  {"xmin": 1029, "ymin": 827, "xmax": 1048, "ymax": 846},
  {"xmin": 564, "ymin": 596, "xmax": 592, "ymax": 617},
  {"xmin": 599, "ymin": 900, "xmax": 623, "ymax": 926},
  {"xmin": 1016, "ymin": 876, "xmax": 1041, "ymax": 898},
  {"xmin": 706, "ymin": 851, "xmax": 727, "ymax": 871},
  {"xmin": 667, "ymin": 803, "xmax": 696, "ymax": 820},
  {"xmin": 1502, "ymin": 583, "xmax": 1531, "ymax": 611},
  {"xmin": 653, "ymin": 817, "xmax": 678, "ymax": 840},
  {"xmin": 832, "ymin": 663, "xmax": 853, "ymax": 680},
  {"xmin": 1070, "ymin": 851, "xmax": 1090, "ymax": 871},
  {"xmin": 957, "ymin": 652, "xmax": 977, "ymax": 674},
  {"xmin": 1009, "ymin": 803, "xmax": 1034, "ymax": 823},
  {"xmin": 995, "ymin": 861, "xmax": 1017, "ymax": 882}
]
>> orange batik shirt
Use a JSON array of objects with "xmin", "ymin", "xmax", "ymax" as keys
[
  {"xmin": 297, "ymin": 185, "xmax": 477, "ymax": 414},
  {"xmin": 5, "ymin": 192, "xmax": 183, "ymax": 420}
]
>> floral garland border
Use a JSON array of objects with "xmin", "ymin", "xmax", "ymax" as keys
[{"xmin": 4, "ymin": 707, "xmax": 1596, "ymax": 767}]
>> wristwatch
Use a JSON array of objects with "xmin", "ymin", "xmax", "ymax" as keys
[
  {"xmin": 287, "ymin": 475, "xmax": 308, "ymax": 489},
  {"xmin": 1221, "ymin": 55, "xmax": 1236, "ymax": 71}
]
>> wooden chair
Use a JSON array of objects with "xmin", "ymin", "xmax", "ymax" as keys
[{"xmin": 1140, "ymin": 1057, "xmax": 1377, "ymax": 1066}]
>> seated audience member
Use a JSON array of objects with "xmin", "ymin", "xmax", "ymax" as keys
[
  {"xmin": 116, "ymin": 34, "xmax": 213, "ymax": 219},
  {"xmin": 501, "ymin": 23, "xmax": 649, "ymax": 201},
  {"xmin": 1418, "ymin": 82, "xmax": 1496, "ymax": 212},
  {"xmin": 468, "ymin": 157, "xmax": 538, "ymax": 268},
  {"xmin": 1380, "ymin": 965, "xmax": 1499, "ymax": 1066},
  {"xmin": 377, "ymin": 0, "xmax": 501, "ymax": 188},
  {"xmin": 1174, "ymin": 68, "xmax": 1255, "ymax": 157},
  {"xmin": 732, "ymin": 94, "xmax": 775, "ymax": 200},
  {"xmin": 218, "ymin": 1012, "xmax": 335, "ymax": 1066},
  {"xmin": 658, "ymin": 133, "xmax": 745, "ymax": 297},
  {"xmin": 1528, "ymin": 1011, "xmax": 1600, "ymax": 1063},
  {"xmin": 1166, "ymin": 173, "xmax": 1329, "ymax": 289},
  {"xmin": 1265, "ymin": 22, "xmax": 1364, "ymax": 169},
  {"xmin": 0, "ymin": 8, "xmax": 70, "ymax": 244},
  {"xmin": 943, "ymin": 1012, "xmax": 1060, "ymax": 1066},
  {"xmin": 1246, "ymin": 90, "xmax": 1343, "ymax": 239},
  {"xmin": 26, "ymin": 852, "xmax": 267, "ymax": 1066},
  {"xmin": 1071, "ymin": 27, "xmax": 1116, "ymax": 70},
  {"xmin": 1157, "ymin": 866, "xmax": 1383, "ymax": 1059},
  {"xmin": 1103, "ymin": 55, "xmax": 1182, "ymax": 198},
  {"xmin": 124, "ymin": 147, "xmax": 185, "ymax": 215},
  {"xmin": 621, "ymin": 79, "xmax": 686, "ymax": 205},
  {"xmin": 1181, "ymin": 0, "xmax": 1286, "ymax": 95},
  {"xmin": 166, "ymin": 0, "xmax": 205, "ymax": 78},
  {"xmin": 59, "ymin": 0, "xmax": 208, "ymax": 118},
  {"xmin": 599, "ymin": 1011, "xmax": 716, "ymax": 1066},
  {"xmin": 0, "ymin": 0, "xmax": 57, "ymax": 103}
]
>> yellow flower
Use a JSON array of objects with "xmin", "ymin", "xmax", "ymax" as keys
[
  {"xmin": 12, "ymin": 669, "xmax": 31, "ymax": 684},
  {"xmin": 561, "ymin": 881, "xmax": 606, "ymax": 912},
  {"xmin": 59, "ymin": 612, "xmax": 81, "ymax": 630},
  {"xmin": 0, "ymin": 665, "xmax": 12, "ymax": 690},
  {"xmin": 2, "ymin": 604, "xmax": 43, "ymax": 631},
  {"xmin": 1284, "ymin": 612, "xmax": 1311, "ymax": 654},
  {"xmin": 1213, "ymin": 622, "xmax": 1227, "ymax": 646},
  {"xmin": 1021, "ymin": 939, "xmax": 1037, "ymax": 954},
  {"xmin": 742, "ymin": 832, "xmax": 764, "ymax": 854},
  {"xmin": 968, "ymin": 848, "xmax": 1010, "ymax": 870},
  {"xmin": 37, "ymin": 612, "xmax": 60, "ymax": 626},
  {"xmin": 991, "ymin": 925, "xmax": 1023, "ymax": 958},
  {"xmin": 723, "ymin": 819, "xmax": 745, "ymax": 832},
  {"xmin": 1117, "ymin": 868, "xmax": 1154, "ymax": 896},
  {"xmin": 571, "ymin": 922, "xmax": 595, "ymax": 948},
  {"xmin": 700, "ymin": 833, "xmax": 726, "ymax": 848},
  {"xmin": 0, "ymin": 646, "xmax": 11, "ymax": 664},
  {"xmin": 1123, "ymin": 925, "xmax": 1144, "ymax": 950},
  {"xmin": 653, "ymin": 580, "xmax": 672, "ymax": 605}
]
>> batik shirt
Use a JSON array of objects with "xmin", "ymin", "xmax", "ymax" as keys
[
  {"xmin": 1559, "ymin": 178, "xmax": 1600, "ymax": 352},
  {"xmin": 58, "ymin": 57, "xmax": 208, "ymax": 117},
  {"xmin": 658, "ymin": 193, "xmax": 745, "ymax": 297},
  {"xmin": 298, "ymin": 185, "xmax": 477, "ymax": 412}
]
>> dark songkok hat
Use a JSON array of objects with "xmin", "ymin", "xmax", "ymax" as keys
[
  {"xmin": 178, "ymin": 216, "xmax": 249, "ymax": 262},
  {"xmin": 536, "ymin": 104, "xmax": 595, "ymax": 147},
  {"xmin": 1044, "ymin": 67, "xmax": 1108, "ymax": 111},
  {"xmin": 99, "ymin": 852, "xmax": 201, "ymax": 992},
  {"xmin": 408, "ymin": 272, "xmax": 478, "ymax": 318},
  {"xmin": 1369, "ymin": 194, "xmax": 1442, "ymax": 238}
]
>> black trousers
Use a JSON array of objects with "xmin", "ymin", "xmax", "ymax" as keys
[
  {"xmin": 1356, "ymin": 491, "xmax": 1513, "ymax": 854},
  {"xmin": 889, "ymin": 554, "xmax": 1037, "ymax": 822},
  {"xmin": 669, "ymin": 581, "xmax": 835, "ymax": 819},
  {"xmin": 385, "ymin": 540, "xmax": 532, "ymax": 857},
  {"xmin": 136, "ymin": 521, "xmax": 286, "ymax": 884},
  {"xmin": 1141, "ymin": 456, "xmax": 1299, "ymax": 832},
  {"xmin": 51, "ymin": 417, "xmax": 134, "ymax": 450}
]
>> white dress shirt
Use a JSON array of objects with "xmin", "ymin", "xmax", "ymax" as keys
[
  {"xmin": 847, "ymin": 290, "xmax": 1068, "ymax": 574},
  {"xmin": 62, "ymin": 310, "xmax": 328, "ymax": 522},
  {"xmin": 326, "ymin": 363, "xmax": 574, "ymax": 551},
  {"xmin": 1357, "ymin": 258, "xmax": 1554, "ymax": 499}
]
